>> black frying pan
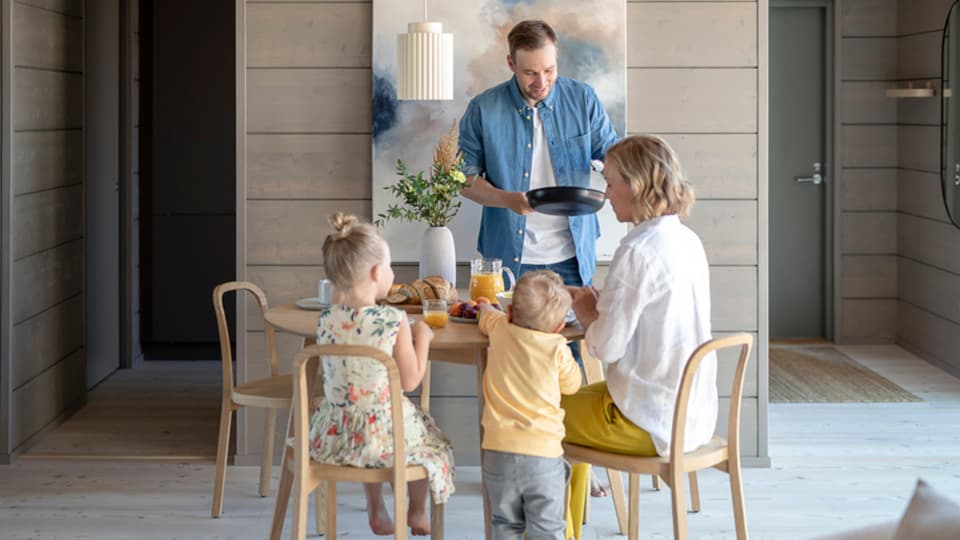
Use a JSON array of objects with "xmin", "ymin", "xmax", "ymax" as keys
[{"xmin": 526, "ymin": 186, "xmax": 605, "ymax": 216}]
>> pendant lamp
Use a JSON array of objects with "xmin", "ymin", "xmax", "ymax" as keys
[{"xmin": 396, "ymin": 1, "xmax": 453, "ymax": 100}]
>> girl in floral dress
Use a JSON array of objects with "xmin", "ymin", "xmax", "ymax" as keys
[{"xmin": 311, "ymin": 212, "xmax": 455, "ymax": 536}]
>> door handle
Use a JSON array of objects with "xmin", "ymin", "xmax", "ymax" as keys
[{"xmin": 795, "ymin": 162, "xmax": 825, "ymax": 185}]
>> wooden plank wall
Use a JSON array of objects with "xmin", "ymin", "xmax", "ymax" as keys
[
  {"xmin": 7, "ymin": 0, "xmax": 85, "ymax": 456},
  {"xmin": 130, "ymin": 0, "xmax": 142, "ymax": 363},
  {"xmin": 241, "ymin": 0, "xmax": 768, "ymax": 465},
  {"xmin": 837, "ymin": 0, "xmax": 900, "ymax": 342},
  {"xmin": 895, "ymin": 0, "xmax": 960, "ymax": 376}
]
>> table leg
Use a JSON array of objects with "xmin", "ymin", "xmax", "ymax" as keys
[{"xmin": 475, "ymin": 348, "xmax": 491, "ymax": 540}]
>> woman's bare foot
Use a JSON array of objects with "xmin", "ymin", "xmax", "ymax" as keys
[
  {"xmin": 590, "ymin": 469, "xmax": 611, "ymax": 497},
  {"xmin": 408, "ymin": 509, "xmax": 431, "ymax": 536}
]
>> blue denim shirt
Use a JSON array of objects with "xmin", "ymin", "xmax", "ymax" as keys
[{"xmin": 459, "ymin": 76, "xmax": 620, "ymax": 283}]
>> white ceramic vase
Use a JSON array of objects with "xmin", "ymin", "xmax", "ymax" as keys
[{"xmin": 419, "ymin": 226, "xmax": 457, "ymax": 285}]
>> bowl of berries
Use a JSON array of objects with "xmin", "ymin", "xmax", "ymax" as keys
[{"xmin": 446, "ymin": 297, "xmax": 503, "ymax": 323}]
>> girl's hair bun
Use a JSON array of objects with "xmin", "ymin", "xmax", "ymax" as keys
[{"xmin": 328, "ymin": 212, "xmax": 358, "ymax": 240}]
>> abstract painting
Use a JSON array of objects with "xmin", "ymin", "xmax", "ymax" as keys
[{"xmin": 373, "ymin": 0, "xmax": 626, "ymax": 263}]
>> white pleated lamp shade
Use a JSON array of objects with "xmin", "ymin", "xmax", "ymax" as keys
[{"xmin": 397, "ymin": 22, "xmax": 453, "ymax": 100}]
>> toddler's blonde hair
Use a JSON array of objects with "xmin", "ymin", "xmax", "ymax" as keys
[
  {"xmin": 604, "ymin": 134, "xmax": 695, "ymax": 223},
  {"xmin": 511, "ymin": 270, "xmax": 571, "ymax": 333},
  {"xmin": 321, "ymin": 213, "xmax": 385, "ymax": 291}
]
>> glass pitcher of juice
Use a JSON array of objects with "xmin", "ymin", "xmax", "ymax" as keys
[{"xmin": 470, "ymin": 257, "xmax": 516, "ymax": 301}]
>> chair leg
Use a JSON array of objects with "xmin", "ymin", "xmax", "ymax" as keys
[
  {"xmin": 327, "ymin": 481, "xmax": 337, "ymax": 540},
  {"xmin": 315, "ymin": 481, "xmax": 327, "ymax": 535},
  {"xmin": 420, "ymin": 362, "xmax": 431, "ymax": 412},
  {"xmin": 652, "ymin": 475, "xmax": 662, "ymax": 491},
  {"xmin": 260, "ymin": 408, "xmax": 277, "ymax": 497},
  {"xmin": 608, "ymin": 468, "xmax": 628, "ymax": 535},
  {"xmin": 670, "ymin": 473, "xmax": 689, "ymax": 540},
  {"xmin": 291, "ymin": 473, "xmax": 310, "ymax": 540},
  {"xmin": 211, "ymin": 400, "xmax": 233, "ymax": 518},
  {"xmin": 627, "ymin": 473, "xmax": 640, "ymax": 540},
  {"xmin": 728, "ymin": 459, "xmax": 749, "ymax": 540},
  {"xmin": 269, "ymin": 458, "xmax": 294, "ymax": 540},
  {"xmin": 431, "ymin": 501, "xmax": 444, "ymax": 540},
  {"xmin": 395, "ymin": 480, "xmax": 408, "ymax": 540},
  {"xmin": 688, "ymin": 472, "xmax": 701, "ymax": 513}
]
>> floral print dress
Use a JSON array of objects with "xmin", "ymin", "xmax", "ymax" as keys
[{"xmin": 308, "ymin": 304, "xmax": 455, "ymax": 503}]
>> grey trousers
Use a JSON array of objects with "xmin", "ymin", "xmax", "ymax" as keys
[{"xmin": 482, "ymin": 449, "xmax": 571, "ymax": 540}]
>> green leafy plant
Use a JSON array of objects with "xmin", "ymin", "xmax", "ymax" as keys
[{"xmin": 376, "ymin": 121, "xmax": 468, "ymax": 228}]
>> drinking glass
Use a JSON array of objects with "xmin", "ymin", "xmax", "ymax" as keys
[{"xmin": 422, "ymin": 299, "xmax": 449, "ymax": 328}]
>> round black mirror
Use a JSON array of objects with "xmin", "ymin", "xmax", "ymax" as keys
[{"xmin": 942, "ymin": 0, "xmax": 960, "ymax": 228}]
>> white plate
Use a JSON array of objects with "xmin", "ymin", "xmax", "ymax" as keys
[
  {"xmin": 564, "ymin": 310, "xmax": 578, "ymax": 325},
  {"xmin": 449, "ymin": 315, "xmax": 478, "ymax": 324},
  {"xmin": 296, "ymin": 297, "xmax": 331, "ymax": 311}
]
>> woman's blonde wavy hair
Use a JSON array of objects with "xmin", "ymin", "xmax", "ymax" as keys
[
  {"xmin": 604, "ymin": 134, "xmax": 694, "ymax": 223},
  {"xmin": 321, "ymin": 212, "xmax": 385, "ymax": 291}
]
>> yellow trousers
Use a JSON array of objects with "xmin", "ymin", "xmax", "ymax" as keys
[{"xmin": 562, "ymin": 382, "xmax": 658, "ymax": 540}]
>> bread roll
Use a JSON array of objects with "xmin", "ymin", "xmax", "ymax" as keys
[
  {"xmin": 411, "ymin": 279, "xmax": 436, "ymax": 302},
  {"xmin": 424, "ymin": 275, "xmax": 457, "ymax": 302}
]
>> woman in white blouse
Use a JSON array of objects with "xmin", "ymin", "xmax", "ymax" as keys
[{"xmin": 562, "ymin": 134, "xmax": 717, "ymax": 458}]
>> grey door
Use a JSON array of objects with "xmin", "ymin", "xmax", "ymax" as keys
[
  {"xmin": 770, "ymin": 3, "xmax": 832, "ymax": 339},
  {"xmin": 85, "ymin": 0, "xmax": 121, "ymax": 387}
]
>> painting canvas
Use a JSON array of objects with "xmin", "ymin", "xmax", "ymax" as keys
[{"xmin": 372, "ymin": 0, "xmax": 626, "ymax": 263}]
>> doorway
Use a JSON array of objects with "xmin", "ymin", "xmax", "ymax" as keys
[
  {"xmin": 769, "ymin": 0, "xmax": 836, "ymax": 341},
  {"xmin": 138, "ymin": 0, "xmax": 236, "ymax": 360}
]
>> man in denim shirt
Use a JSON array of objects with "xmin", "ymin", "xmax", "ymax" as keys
[{"xmin": 458, "ymin": 19, "xmax": 619, "ymax": 292}]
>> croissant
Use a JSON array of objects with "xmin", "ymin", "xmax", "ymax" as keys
[{"xmin": 384, "ymin": 276, "xmax": 458, "ymax": 305}]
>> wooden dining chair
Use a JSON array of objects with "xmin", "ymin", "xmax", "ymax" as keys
[
  {"xmin": 269, "ymin": 343, "xmax": 444, "ymax": 540},
  {"xmin": 565, "ymin": 333, "xmax": 754, "ymax": 540},
  {"xmin": 211, "ymin": 281, "xmax": 293, "ymax": 518}
]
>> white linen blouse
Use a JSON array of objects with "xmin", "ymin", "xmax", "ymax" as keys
[{"xmin": 585, "ymin": 214, "xmax": 717, "ymax": 456}]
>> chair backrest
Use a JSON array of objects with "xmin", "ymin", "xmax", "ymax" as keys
[
  {"xmin": 212, "ymin": 281, "xmax": 278, "ymax": 395},
  {"xmin": 291, "ymin": 344, "xmax": 409, "ymax": 488},
  {"xmin": 668, "ymin": 333, "xmax": 753, "ymax": 464}
]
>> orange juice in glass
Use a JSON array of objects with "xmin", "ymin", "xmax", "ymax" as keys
[
  {"xmin": 470, "ymin": 258, "xmax": 516, "ymax": 301},
  {"xmin": 422, "ymin": 299, "xmax": 449, "ymax": 328}
]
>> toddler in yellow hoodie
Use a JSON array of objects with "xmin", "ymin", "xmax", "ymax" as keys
[{"xmin": 477, "ymin": 270, "xmax": 582, "ymax": 540}]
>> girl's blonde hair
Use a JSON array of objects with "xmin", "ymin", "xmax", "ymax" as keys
[
  {"xmin": 511, "ymin": 270, "xmax": 571, "ymax": 333},
  {"xmin": 605, "ymin": 134, "xmax": 695, "ymax": 223},
  {"xmin": 321, "ymin": 213, "xmax": 385, "ymax": 290}
]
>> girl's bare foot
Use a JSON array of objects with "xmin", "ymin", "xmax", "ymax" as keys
[
  {"xmin": 365, "ymin": 485, "xmax": 394, "ymax": 535},
  {"xmin": 408, "ymin": 509, "xmax": 431, "ymax": 536},
  {"xmin": 368, "ymin": 500, "xmax": 395, "ymax": 535}
]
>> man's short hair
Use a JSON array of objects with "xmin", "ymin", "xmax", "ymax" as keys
[{"xmin": 508, "ymin": 20, "xmax": 557, "ymax": 58}]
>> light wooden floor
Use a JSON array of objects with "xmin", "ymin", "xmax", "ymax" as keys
[
  {"xmin": 22, "ymin": 361, "xmax": 221, "ymax": 460},
  {"xmin": 2, "ymin": 345, "xmax": 960, "ymax": 539}
]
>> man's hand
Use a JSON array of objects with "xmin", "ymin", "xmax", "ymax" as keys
[{"xmin": 508, "ymin": 191, "xmax": 535, "ymax": 216}]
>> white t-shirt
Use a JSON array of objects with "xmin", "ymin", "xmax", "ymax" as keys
[
  {"xmin": 585, "ymin": 215, "xmax": 717, "ymax": 456},
  {"xmin": 522, "ymin": 107, "xmax": 576, "ymax": 264}
]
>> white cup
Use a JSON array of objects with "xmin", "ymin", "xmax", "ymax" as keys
[{"xmin": 317, "ymin": 279, "xmax": 334, "ymax": 305}]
